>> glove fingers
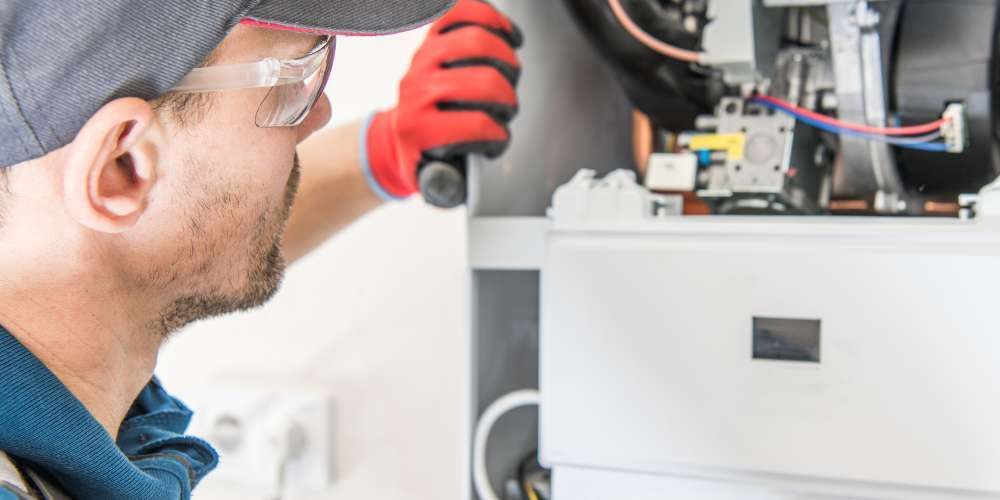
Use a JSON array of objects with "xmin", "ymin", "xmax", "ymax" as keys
[
  {"xmin": 434, "ymin": 0, "xmax": 522, "ymax": 48},
  {"xmin": 438, "ymin": 101, "xmax": 516, "ymax": 127},
  {"xmin": 439, "ymin": 22, "xmax": 523, "ymax": 50},
  {"xmin": 412, "ymin": 25, "xmax": 520, "ymax": 80},
  {"xmin": 425, "ymin": 139, "xmax": 509, "ymax": 162},
  {"xmin": 426, "ymin": 65, "xmax": 517, "ymax": 117},
  {"xmin": 441, "ymin": 57, "xmax": 519, "ymax": 87},
  {"xmin": 402, "ymin": 109, "xmax": 510, "ymax": 157}
]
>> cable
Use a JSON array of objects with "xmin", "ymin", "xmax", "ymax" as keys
[
  {"xmin": 788, "ymin": 111, "xmax": 948, "ymax": 152},
  {"xmin": 607, "ymin": 0, "xmax": 704, "ymax": 63},
  {"xmin": 525, "ymin": 484, "xmax": 540, "ymax": 500},
  {"xmin": 752, "ymin": 98, "xmax": 950, "ymax": 152},
  {"xmin": 753, "ymin": 95, "xmax": 948, "ymax": 136},
  {"xmin": 606, "ymin": 3, "xmax": 947, "ymax": 139},
  {"xmin": 473, "ymin": 389, "xmax": 541, "ymax": 500},
  {"xmin": 517, "ymin": 452, "xmax": 542, "ymax": 500}
]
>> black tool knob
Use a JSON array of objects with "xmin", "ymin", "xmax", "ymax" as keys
[{"xmin": 418, "ymin": 159, "xmax": 467, "ymax": 208}]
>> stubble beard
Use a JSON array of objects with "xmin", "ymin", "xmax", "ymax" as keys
[{"xmin": 156, "ymin": 155, "xmax": 302, "ymax": 336}]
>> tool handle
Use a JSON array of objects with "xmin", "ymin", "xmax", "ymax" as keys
[{"xmin": 418, "ymin": 158, "xmax": 468, "ymax": 208}]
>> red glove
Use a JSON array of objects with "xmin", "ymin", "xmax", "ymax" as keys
[{"xmin": 363, "ymin": 0, "xmax": 523, "ymax": 200}]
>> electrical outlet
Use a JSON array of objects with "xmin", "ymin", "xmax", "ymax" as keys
[{"xmin": 184, "ymin": 384, "xmax": 335, "ymax": 496}]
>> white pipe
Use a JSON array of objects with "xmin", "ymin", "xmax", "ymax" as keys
[{"xmin": 472, "ymin": 389, "xmax": 541, "ymax": 500}]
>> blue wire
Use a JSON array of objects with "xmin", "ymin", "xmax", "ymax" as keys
[
  {"xmin": 752, "ymin": 99, "xmax": 949, "ymax": 153},
  {"xmin": 792, "ymin": 113, "xmax": 949, "ymax": 152}
]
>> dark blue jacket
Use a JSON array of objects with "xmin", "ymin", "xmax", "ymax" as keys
[{"xmin": 0, "ymin": 327, "xmax": 218, "ymax": 499}]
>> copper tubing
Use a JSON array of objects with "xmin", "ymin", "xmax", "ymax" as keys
[
  {"xmin": 924, "ymin": 201, "xmax": 960, "ymax": 216},
  {"xmin": 829, "ymin": 199, "xmax": 871, "ymax": 212}
]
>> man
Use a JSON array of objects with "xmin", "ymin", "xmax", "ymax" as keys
[{"xmin": 0, "ymin": 0, "xmax": 521, "ymax": 498}]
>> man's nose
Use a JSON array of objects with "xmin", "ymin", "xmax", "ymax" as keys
[{"xmin": 297, "ymin": 93, "xmax": 332, "ymax": 143}]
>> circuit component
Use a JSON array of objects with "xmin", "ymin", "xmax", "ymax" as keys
[
  {"xmin": 688, "ymin": 98, "xmax": 826, "ymax": 214},
  {"xmin": 580, "ymin": 0, "xmax": 994, "ymax": 217}
]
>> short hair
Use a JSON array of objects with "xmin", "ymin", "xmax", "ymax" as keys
[
  {"xmin": 150, "ymin": 44, "xmax": 224, "ymax": 127},
  {"xmin": 151, "ymin": 91, "xmax": 216, "ymax": 128}
]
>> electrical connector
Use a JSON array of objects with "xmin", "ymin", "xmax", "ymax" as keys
[{"xmin": 942, "ymin": 103, "xmax": 968, "ymax": 154}]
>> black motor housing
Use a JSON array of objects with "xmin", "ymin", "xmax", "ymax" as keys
[{"xmin": 892, "ymin": 0, "xmax": 1000, "ymax": 198}]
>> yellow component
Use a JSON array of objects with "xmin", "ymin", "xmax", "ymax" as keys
[{"xmin": 689, "ymin": 133, "xmax": 746, "ymax": 161}]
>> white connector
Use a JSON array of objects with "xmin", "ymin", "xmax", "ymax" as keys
[
  {"xmin": 645, "ymin": 153, "xmax": 698, "ymax": 192},
  {"xmin": 942, "ymin": 103, "xmax": 968, "ymax": 154}
]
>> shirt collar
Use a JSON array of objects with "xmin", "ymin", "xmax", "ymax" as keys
[{"xmin": 0, "ymin": 326, "xmax": 216, "ymax": 499}]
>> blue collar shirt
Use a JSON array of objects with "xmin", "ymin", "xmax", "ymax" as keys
[{"xmin": 0, "ymin": 326, "xmax": 218, "ymax": 499}]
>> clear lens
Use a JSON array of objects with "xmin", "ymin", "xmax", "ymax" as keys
[{"xmin": 255, "ymin": 37, "xmax": 336, "ymax": 128}]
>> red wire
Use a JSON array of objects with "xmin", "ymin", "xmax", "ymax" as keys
[{"xmin": 754, "ymin": 95, "xmax": 948, "ymax": 136}]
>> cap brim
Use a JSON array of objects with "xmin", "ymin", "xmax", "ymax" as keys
[{"xmin": 245, "ymin": 0, "xmax": 456, "ymax": 36}]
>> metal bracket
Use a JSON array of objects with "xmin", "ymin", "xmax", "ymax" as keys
[{"xmin": 827, "ymin": 0, "xmax": 904, "ymax": 212}]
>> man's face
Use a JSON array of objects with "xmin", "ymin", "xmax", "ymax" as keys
[{"xmin": 136, "ymin": 26, "xmax": 331, "ymax": 334}]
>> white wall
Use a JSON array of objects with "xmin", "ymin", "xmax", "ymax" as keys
[{"xmin": 157, "ymin": 28, "xmax": 468, "ymax": 500}]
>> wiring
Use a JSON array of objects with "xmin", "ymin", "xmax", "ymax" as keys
[
  {"xmin": 473, "ymin": 389, "xmax": 541, "ymax": 500},
  {"xmin": 607, "ymin": 0, "xmax": 704, "ymax": 63},
  {"xmin": 791, "ymin": 112, "xmax": 948, "ymax": 152},
  {"xmin": 753, "ymin": 95, "xmax": 948, "ymax": 136},
  {"xmin": 518, "ymin": 451, "xmax": 548, "ymax": 500},
  {"xmin": 751, "ymin": 97, "xmax": 950, "ymax": 152},
  {"xmin": 525, "ymin": 483, "xmax": 540, "ymax": 500},
  {"xmin": 607, "ymin": 0, "xmax": 950, "ymax": 152}
]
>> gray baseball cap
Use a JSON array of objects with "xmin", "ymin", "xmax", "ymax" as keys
[{"xmin": 0, "ymin": 0, "xmax": 456, "ymax": 167}]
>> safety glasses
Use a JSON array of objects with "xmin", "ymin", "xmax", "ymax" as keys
[{"xmin": 168, "ymin": 36, "xmax": 335, "ymax": 127}]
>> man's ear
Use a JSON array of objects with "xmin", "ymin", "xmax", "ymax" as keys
[{"xmin": 62, "ymin": 97, "xmax": 162, "ymax": 234}]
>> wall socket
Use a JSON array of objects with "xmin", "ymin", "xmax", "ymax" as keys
[{"xmin": 184, "ymin": 383, "xmax": 336, "ymax": 496}]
